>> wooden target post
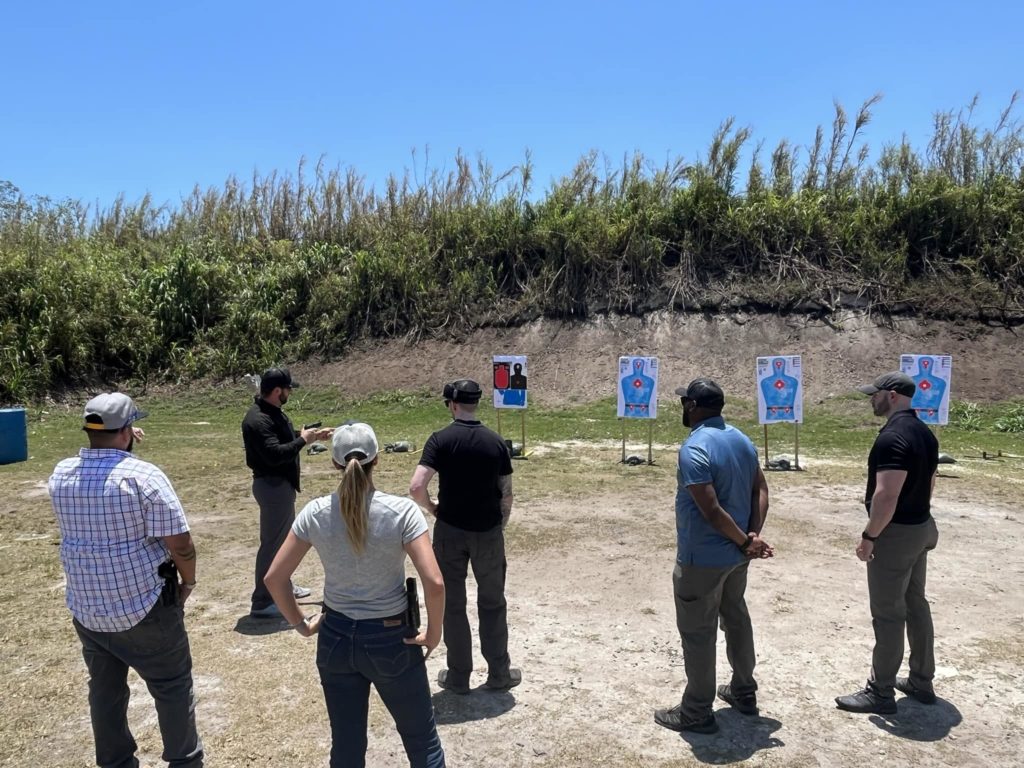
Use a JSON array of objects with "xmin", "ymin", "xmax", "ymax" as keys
[
  {"xmin": 496, "ymin": 409, "xmax": 530, "ymax": 459},
  {"xmin": 520, "ymin": 410, "xmax": 527, "ymax": 457},
  {"xmin": 762, "ymin": 423, "xmax": 802, "ymax": 470},
  {"xmin": 619, "ymin": 419, "xmax": 655, "ymax": 466}
]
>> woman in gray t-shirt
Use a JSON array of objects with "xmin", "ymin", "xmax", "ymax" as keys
[{"xmin": 266, "ymin": 423, "xmax": 446, "ymax": 768}]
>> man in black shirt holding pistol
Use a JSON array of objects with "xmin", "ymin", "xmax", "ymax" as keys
[
  {"xmin": 836, "ymin": 371, "xmax": 940, "ymax": 714},
  {"xmin": 242, "ymin": 367, "xmax": 333, "ymax": 618}
]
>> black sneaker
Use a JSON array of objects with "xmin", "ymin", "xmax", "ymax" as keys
[
  {"xmin": 895, "ymin": 676, "xmax": 937, "ymax": 705},
  {"xmin": 436, "ymin": 669, "xmax": 470, "ymax": 695},
  {"xmin": 654, "ymin": 705, "xmax": 719, "ymax": 734},
  {"xmin": 484, "ymin": 667, "xmax": 522, "ymax": 691},
  {"xmin": 717, "ymin": 684, "xmax": 758, "ymax": 715},
  {"xmin": 835, "ymin": 687, "xmax": 897, "ymax": 714}
]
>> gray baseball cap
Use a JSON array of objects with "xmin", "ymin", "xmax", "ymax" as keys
[
  {"xmin": 332, "ymin": 422, "xmax": 379, "ymax": 465},
  {"xmin": 83, "ymin": 393, "xmax": 148, "ymax": 431},
  {"xmin": 857, "ymin": 372, "xmax": 916, "ymax": 398}
]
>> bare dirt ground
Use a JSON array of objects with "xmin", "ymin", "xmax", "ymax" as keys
[
  {"xmin": 3, "ymin": 448, "xmax": 1023, "ymax": 767},
  {"xmin": 2, "ymin": 313, "xmax": 1023, "ymax": 767}
]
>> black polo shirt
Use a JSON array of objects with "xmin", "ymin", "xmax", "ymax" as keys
[
  {"xmin": 419, "ymin": 419, "xmax": 513, "ymax": 532},
  {"xmin": 242, "ymin": 397, "xmax": 306, "ymax": 491},
  {"xmin": 865, "ymin": 409, "xmax": 939, "ymax": 525}
]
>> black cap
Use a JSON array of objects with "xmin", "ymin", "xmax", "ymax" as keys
[
  {"xmin": 443, "ymin": 379, "xmax": 482, "ymax": 404},
  {"xmin": 857, "ymin": 372, "xmax": 915, "ymax": 398},
  {"xmin": 261, "ymin": 367, "xmax": 300, "ymax": 393},
  {"xmin": 674, "ymin": 378, "xmax": 726, "ymax": 409}
]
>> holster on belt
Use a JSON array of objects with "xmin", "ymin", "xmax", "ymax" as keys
[
  {"xmin": 405, "ymin": 577, "xmax": 421, "ymax": 630},
  {"xmin": 157, "ymin": 561, "xmax": 180, "ymax": 606}
]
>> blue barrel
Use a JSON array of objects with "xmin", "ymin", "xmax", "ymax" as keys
[{"xmin": 0, "ymin": 408, "xmax": 28, "ymax": 465}]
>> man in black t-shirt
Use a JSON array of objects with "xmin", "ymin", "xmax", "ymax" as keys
[
  {"xmin": 836, "ymin": 372, "xmax": 940, "ymax": 714},
  {"xmin": 409, "ymin": 379, "xmax": 520, "ymax": 694}
]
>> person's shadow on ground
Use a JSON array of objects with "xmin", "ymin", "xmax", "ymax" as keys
[
  {"xmin": 678, "ymin": 710, "xmax": 783, "ymax": 764},
  {"xmin": 431, "ymin": 689, "xmax": 516, "ymax": 724},
  {"xmin": 869, "ymin": 696, "xmax": 962, "ymax": 740},
  {"xmin": 233, "ymin": 600, "xmax": 323, "ymax": 636},
  {"xmin": 232, "ymin": 615, "xmax": 293, "ymax": 636}
]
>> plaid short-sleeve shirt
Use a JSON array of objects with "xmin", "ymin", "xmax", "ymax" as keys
[{"xmin": 48, "ymin": 448, "xmax": 191, "ymax": 632}]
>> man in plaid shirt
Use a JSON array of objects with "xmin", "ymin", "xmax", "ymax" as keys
[{"xmin": 49, "ymin": 393, "xmax": 203, "ymax": 768}]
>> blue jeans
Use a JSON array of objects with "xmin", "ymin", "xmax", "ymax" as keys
[{"xmin": 316, "ymin": 609, "xmax": 445, "ymax": 768}]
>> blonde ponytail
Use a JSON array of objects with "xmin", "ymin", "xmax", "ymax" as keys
[{"xmin": 338, "ymin": 457, "xmax": 371, "ymax": 553}]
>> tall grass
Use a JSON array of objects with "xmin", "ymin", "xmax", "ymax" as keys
[{"xmin": 2, "ymin": 96, "xmax": 1023, "ymax": 402}]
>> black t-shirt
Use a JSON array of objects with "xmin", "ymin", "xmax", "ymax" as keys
[
  {"xmin": 865, "ymin": 409, "xmax": 939, "ymax": 525},
  {"xmin": 419, "ymin": 420, "xmax": 513, "ymax": 532}
]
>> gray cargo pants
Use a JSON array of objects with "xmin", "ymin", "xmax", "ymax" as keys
[
  {"xmin": 867, "ymin": 517, "xmax": 940, "ymax": 696},
  {"xmin": 251, "ymin": 475, "xmax": 297, "ymax": 610},
  {"xmin": 673, "ymin": 560, "xmax": 757, "ymax": 719},
  {"xmin": 432, "ymin": 518, "xmax": 511, "ymax": 687}
]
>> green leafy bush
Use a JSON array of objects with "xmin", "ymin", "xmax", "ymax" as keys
[
  {"xmin": 994, "ymin": 403, "xmax": 1024, "ymax": 433},
  {"xmin": 950, "ymin": 401, "xmax": 984, "ymax": 431},
  {"xmin": 2, "ymin": 96, "xmax": 1023, "ymax": 401}
]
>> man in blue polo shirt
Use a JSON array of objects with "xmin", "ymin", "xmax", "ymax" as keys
[{"xmin": 655, "ymin": 379, "xmax": 773, "ymax": 735}]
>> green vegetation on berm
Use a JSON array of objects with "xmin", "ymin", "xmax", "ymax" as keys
[{"xmin": 2, "ymin": 95, "xmax": 1023, "ymax": 402}]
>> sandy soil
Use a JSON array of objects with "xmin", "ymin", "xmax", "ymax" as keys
[
  {"xmin": 418, "ymin": 467, "xmax": 1024, "ymax": 768},
  {"xmin": 3, "ymin": 447, "xmax": 1022, "ymax": 768}
]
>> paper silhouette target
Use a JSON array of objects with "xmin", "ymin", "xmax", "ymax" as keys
[
  {"xmin": 493, "ymin": 355, "xmax": 528, "ymax": 409},
  {"xmin": 756, "ymin": 355, "xmax": 803, "ymax": 424},
  {"xmin": 900, "ymin": 354, "xmax": 952, "ymax": 425},
  {"xmin": 617, "ymin": 356, "xmax": 659, "ymax": 419}
]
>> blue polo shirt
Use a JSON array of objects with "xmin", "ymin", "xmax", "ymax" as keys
[{"xmin": 675, "ymin": 416, "xmax": 759, "ymax": 567}]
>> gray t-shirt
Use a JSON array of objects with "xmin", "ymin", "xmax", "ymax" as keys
[{"xmin": 292, "ymin": 490, "xmax": 428, "ymax": 619}]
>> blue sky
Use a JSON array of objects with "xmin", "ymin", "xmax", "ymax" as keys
[{"xmin": 3, "ymin": 1, "xmax": 1021, "ymax": 208}]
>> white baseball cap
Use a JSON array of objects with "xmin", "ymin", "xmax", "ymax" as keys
[{"xmin": 331, "ymin": 423, "xmax": 379, "ymax": 465}]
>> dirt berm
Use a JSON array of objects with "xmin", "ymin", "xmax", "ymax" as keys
[{"xmin": 292, "ymin": 311, "xmax": 1021, "ymax": 403}]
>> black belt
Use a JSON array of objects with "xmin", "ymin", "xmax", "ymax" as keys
[{"xmin": 322, "ymin": 604, "xmax": 406, "ymax": 624}]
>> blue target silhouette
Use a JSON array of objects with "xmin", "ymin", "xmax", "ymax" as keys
[
  {"xmin": 910, "ymin": 356, "xmax": 946, "ymax": 424},
  {"xmin": 621, "ymin": 358, "xmax": 655, "ymax": 417},
  {"xmin": 760, "ymin": 357, "xmax": 798, "ymax": 421}
]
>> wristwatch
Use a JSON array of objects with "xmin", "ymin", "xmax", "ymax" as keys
[{"xmin": 861, "ymin": 531, "xmax": 878, "ymax": 542}]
